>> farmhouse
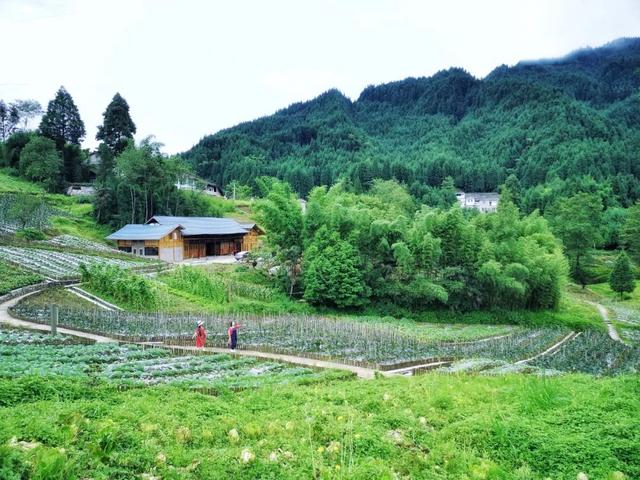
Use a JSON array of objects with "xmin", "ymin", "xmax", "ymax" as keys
[
  {"xmin": 456, "ymin": 191, "xmax": 500, "ymax": 213},
  {"xmin": 107, "ymin": 216, "xmax": 264, "ymax": 262}
]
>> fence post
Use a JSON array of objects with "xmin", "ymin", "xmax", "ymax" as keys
[{"xmin": 50, "ymin": 304, "xmax": 58, "ymax": 336}]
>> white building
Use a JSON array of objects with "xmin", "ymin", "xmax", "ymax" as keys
[
  {"xmin": 456, "ymin": 191, "xmax": 500, "ymax": 213},
  {"xmin": 66, "ymin": 184, "xmax": 95, "ymax": 196},
  {"xmin": 175, "ymin": 176, "xmax": 224, "ymax": 197}
]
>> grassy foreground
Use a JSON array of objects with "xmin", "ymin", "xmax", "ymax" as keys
[{"xmin": 0, "ymin": 374, "xmax": 637, "ymax": 479}]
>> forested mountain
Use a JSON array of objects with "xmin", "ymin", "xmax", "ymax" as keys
[{"xmin": 183, "ymin": 38, "xmax": 640, "ymax": 211}]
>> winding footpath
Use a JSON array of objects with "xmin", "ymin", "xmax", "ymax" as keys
[
  {"xmin": 3, "ymin": 284, "xmax": 607, "ymax": 378},
  {"xmin": 0, "ymin": 288, "xmax": 379, "ymax": 378},
  {"xmin": 0, "ymin": 290, "xmax": 116, "ymax": 343},
  {"xmin": 164, "ymin": 345, "xmax": 382, "ymax": 379},
  {"xmin": 587, "ymin": 301, "xmax": 622, "ymax": 342}
]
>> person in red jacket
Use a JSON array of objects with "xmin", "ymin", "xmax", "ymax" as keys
[
  {"xmin": 227, "ymin": 321, "xmax": 242, "ymax": 350},
  {"xmin": 193, "ymin": 320, "xmax": 207, "ymax": 348}
]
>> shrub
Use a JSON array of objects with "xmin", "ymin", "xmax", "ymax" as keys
[
  {"xmin": 80, "ymin": 263, "xmax": 159, "ymax": 310},
  {"xmin": 15, "ymin": 227, "xmax": 47, "ymax": 240},
  {"xmin": 162, "ymin": 266, "xmax": 227, "ymax": 303},
  {"xmin": 0, "ymin": 260, "xmax": 43, "ymax": 295}
]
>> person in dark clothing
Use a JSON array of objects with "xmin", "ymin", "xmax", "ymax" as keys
[{"xmin": 227, "ymin": 321, "xmax": 241, "ymax": 350}]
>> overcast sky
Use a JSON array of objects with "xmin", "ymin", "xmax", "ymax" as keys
[{"xmin": 2, "ymin": 0, "xmax": 640, "ymax": 153}]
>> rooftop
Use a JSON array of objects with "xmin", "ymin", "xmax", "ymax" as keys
[
  {"xmin": 107, "ymin": 224, "xmax": 183, "ymax": 241},
  {"xmin": 462, "ymin": 192, "xmax": 500, "ymax": 201},
  {"xmin": 147, "ymin": 216, "xmax": 249, "ymax": 236}
]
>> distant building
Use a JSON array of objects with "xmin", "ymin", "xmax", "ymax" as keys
[
  {"xmin": 456, "ymin": 191, "xmax": 499, "ymax": 213},
  {"xmin": 175, "ymin": 176, "xmax": 224, "ymax": 197},
  {"xmin": 107, "ymin": 216, "xmax": 263, "ymax": 262},
  {"xmin": 66, "ymin": 184, "xmax": 95, "ymax": 196},
  {"xmin": 86, "ymin": 151, "xmax": 101, "ymax": 166}
]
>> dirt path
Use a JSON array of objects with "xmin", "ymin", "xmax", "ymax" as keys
[
  {"xmin": 514, "ymin": 331, "xmax": 578, "ymax": 364},
  {"xmin": 153, "ymin": 344, "xmax": 382, "ymax": 379},
  {"xmin": 587, "ymin": 301, "xmax": 622, "ymax": 342},
  {"xmin": 0, "ymin": 288, "xmax": 380, "ymax": 378},
  {"xmin": 0, "ymin": 291, "xmax": 117, "ymax": 343}
]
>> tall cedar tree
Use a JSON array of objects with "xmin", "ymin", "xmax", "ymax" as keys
[
  {"xmin": 96, "ymin": 93, "xmax": 137, "ymax": 156},
  {"xmin": 39, "ymin": 86, "xmax": 86, "ymax": 149},
  {"xmin": 609, "ymin": 251, "xmax": 636, "ymax": 299}
]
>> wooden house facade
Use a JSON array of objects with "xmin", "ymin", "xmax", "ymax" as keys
[{"xmin": 107, "ymin": 216, "xmax": 263, "ymax": 263}]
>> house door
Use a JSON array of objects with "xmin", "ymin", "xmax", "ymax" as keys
[{"xmin": 206, "ymin": 241, "xmax": 220, "ymax": 256}]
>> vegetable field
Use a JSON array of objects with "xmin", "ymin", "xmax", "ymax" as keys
[
  {"xmin": 0, "ymin": 246, "xmax": 149, "ymax": 280},
  {"xmin": 529, "ymin": 330, "xmax": 640, "ymax": 375},
  {"xmin": 0, "ymin": 260, "xmax": 43, "ymax": 296},
  {"xmin": 43, "ymin": 234, "xmax": 121, "ymax": 254},
  {"xmin": 0, "ymin": 327, "xmax": 344, "ymax": 389},
  {"xmin": 10, "ymin": 304, "xmax": 572, "ymax": 369},
  {"xmin": 0, "ymin": 194, "xmax": 55, "ymax": 233}
]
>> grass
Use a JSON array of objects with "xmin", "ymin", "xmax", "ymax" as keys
[
  {"xmin": 0, "ymin": 260, "xmax": 43, "ymax": 296},
  {"xmin": 44, "ymin": 195, "xmax": 112, "ymax": 243},
  {"xmin": 0, "ymin": 169, "xmax": 45, "ymax": 194},
  {"xmin": 589, "ymin": 282, "xmax": 640, "ymax": 306},
  {"xmin": 0, "ymin": 374, "xmax": 637, "ymax": 479},
  {"xmin": 19, "ymin": 287, "xmax": 95, "ymax": 310},
  {"xmin": 0, "ymin": 169, "xmax": 112, "ymax": 244},
  {"xmin": 360, "ymin": 291, "xmax": 604, "ymax": 331},
  {"xmin": 584, "ymin": 250, "xmax": 640, "ymax": 284}
]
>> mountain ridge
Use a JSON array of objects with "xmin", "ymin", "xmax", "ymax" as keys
[{"xmin": 183, "ymin": 38, "xmax": 640, "ymax": 208}]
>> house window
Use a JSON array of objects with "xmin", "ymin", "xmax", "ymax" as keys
[
  {"xmin": 172, "ymin": 232, "xmax": 178, "ymax": 240},
  {"xmin": 145, "ymin": 247, "xmax": 159, "ymax": 256},
  {"xmin": 118, "ymin": 246, "xmax": 132, "ymax": 253}
]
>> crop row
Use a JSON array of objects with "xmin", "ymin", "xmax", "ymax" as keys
[
  {"xmin": 529, "ymin": 330, "xmax": 640, "ymax": 375},
  {"xmin": 44, "ymin": 235, "xmax": 122, "ymax": 254},
  {"xmin": 0, "ymin": 328, "xmax": 87, "ymax": 346},
  {"xmin": 0, "ymin": 194, "xmax": 55, "ymax": 232},
  {"xmin": 10, "ymin": 305, "xmax": 568, "ymax": 368},
  {"xmin": 0, "ymin": 330, "xmax": 332, "ymax": 388},
  {"xmin": 0, "ymin": 246, "xmax": 144, "ymax": 279}
]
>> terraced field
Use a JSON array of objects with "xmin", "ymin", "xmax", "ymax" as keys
[
  {"xmin": 0, "ymin": 246, "xmax": 151, "ymax": 280},
  {"xmin": 0, "ymin": 327, "xmax": 347, "ymax": 389},
  {"xmin": 10, "ymin": 304, "xmax": 572, "ymax": 370}
]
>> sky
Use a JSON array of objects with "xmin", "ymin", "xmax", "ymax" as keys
[{"xmin": 2, "ymin": 0, "xmax": 640, "ymax": 154}]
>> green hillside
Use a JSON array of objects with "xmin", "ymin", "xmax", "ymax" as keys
[{"xmin": 183, "ymin": 38, "xmax": 640, "ymax": 211}]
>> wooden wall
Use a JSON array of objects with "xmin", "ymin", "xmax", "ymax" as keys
[
  {"xmin": 159, "ymin": 229, "xmax": 182, "ymax": 248},
  {"xmin": 241, "ymin": 227, "xmax": 262, "ymax": 251},
  {"xmin": 184, "ymin": 240, "xmax": 205, "ymax": 259}
]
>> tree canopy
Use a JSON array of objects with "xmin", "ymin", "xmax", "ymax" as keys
[
  {"xmin": 610, "ymin": 251, "xmax": 636, "ymax": 299},
  {"xmin": 39, "ymin": 86, "xmax": 86, "ymax": 148},
  {"xmin": 183, "ymin": 39, "xmax": 640, "ymax": 211},
  {"xmin": 258, "ymin": 178, "xmax": 567, "ymax": 312},
  {"xmin": 96, "ymin": 93, "xmax": 137, "ymax": 156}
]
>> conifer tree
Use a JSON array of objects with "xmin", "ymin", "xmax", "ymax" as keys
[
  {"xmin": 39, "ymin": 86, "xmax": 86, "ymax": 149},
  {"xmin": 96, "ymin": 93, "xmax": 137, "ymax": 156},
  {"xmin": 609, "ymin": 251, "xmax": 635, "ymax": 299}
]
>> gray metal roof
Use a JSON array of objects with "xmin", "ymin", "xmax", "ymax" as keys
[
  {"xmin": 147, "ymin": 216, "xmax": 249, "ymax": 236},
  {"xmin": 464, "ymin": 193, "xmax": 500, "ymax": 201},
  {"xmin": 107, "ymin": 224, "xmax": 182, "ymax": 241}
]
